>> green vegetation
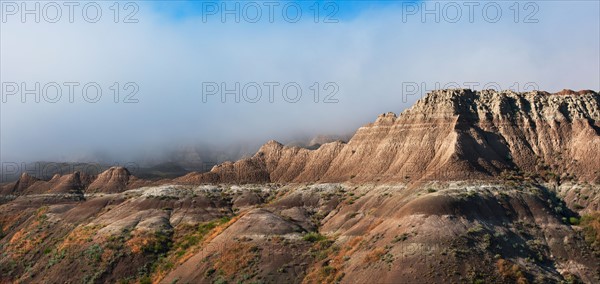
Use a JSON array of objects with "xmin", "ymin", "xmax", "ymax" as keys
[
  {"xmin": 143, "ymin": 231, "xmax": 173, "ymax": 254},
  {"xmin": 563, "ymin": 273, "xmax": 583, "ymax": 284},
  {"xmin": 173, "ymin": 216, "xmax": 232, "ymax": 254},
  {"xmin": 85, "ymin": 244, "xmax": 103, "ymax": 262},
  {"xmin": 205, "ymin": 268, "xmax": 216, "ymax": 277},
  {"xmin": 139, "ymin": 276, "xmax": 152, "ymax": 284},
  {"xmin": 106, "ymin": 228, "xmax": 132, "ymax": 251},
  {"xmin": 321, "ymin": 265, "xmax": 336, "ymax": 276},
  {"xmin": 303, "ymin": 232, "xmax": 327, "ymax": 243},
  {"xmin": 347, "ymin": 212, "xmax": 359, "ymax": 219},
  {"xmin": 467, "ymin": 224, "xmax": 485, "ymax": 234},
  {"xmin": 145, "ymin": 215, "xmax": 237, "ymax": 283},
  {"xmin": 580, "ymin": 214, "xmax": 600, "ymax": 251},
  {"xmin": 573, "ymin": 203, "xmax": 585, "ymax": 210},
  {"xmin": 481, "ymin": 233, "xmax": 492, "ymax": 249},
  {"xmin": 46, "ymin": 249, "xmax": 66, "ymax": 268},
  {"xmin": 392, "ymin": 233, "xmax": 409, "ymax": 243},
  {"xmin": 363, "ymin": 247, "xmax": 387, "ymax": 264},
  {"xmin": 496, "ymin": 258, "xmax": 528, "ymax": 283},
  {"xmin": 568, "ymin": 217, "xmax": 580, "ymax": 225}
]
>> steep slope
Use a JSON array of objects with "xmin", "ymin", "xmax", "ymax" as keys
[
  {"xmin": 158, "ymin": 183, "xmax": 599, "ymax": 284},
  {"xmin": 86, "ymin": 167, "xmax": 150, "ymax": 193},
  {"xmin": 12, "ymin": 172, "xmax": 90, "ymax": 195},
  {"xmin": 2, "ymin": 173, "xmax": 40, "ymax": 195},
  {"xmin": 1, "ymin": 167, "xmax": 154, "ymax": 196},
  {"xmin": 1, "ymin": 88, "xmax": 599, "ymax": 284},
  {"xmin": 177, "ymin": 89, "xmax": 600, "ymax": 184}
]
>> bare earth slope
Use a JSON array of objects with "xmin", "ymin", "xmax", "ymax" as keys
[
  {"xmin": 1, "ymin": 182, "xmax": 599, "ymax": 283},
  {"xmin": 177, "ymin": 89, "xmax": 600, "ymax": 184},
  {"xmin": 1, "ymin": 167, "xmax": 155, "ymax": 197},
  {"xmin": 1, "ymin": 89, "xmax": 599, "ymax": 284}
]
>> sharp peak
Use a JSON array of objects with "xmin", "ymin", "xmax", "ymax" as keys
[
  {"xmin": 260, "ymin": 140, "xmax": 284, "ymax": 149},
  {"xmin": 18, "ymin": 172, "xmax": 40, "ymax": 183}
]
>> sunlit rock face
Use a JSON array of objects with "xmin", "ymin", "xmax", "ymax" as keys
[{"xmin": 177, "ymin": 89, "xmax": 600, "ymax": 184}]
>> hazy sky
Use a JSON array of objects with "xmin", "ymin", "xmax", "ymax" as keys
[{"xmin": 1, "ymin": 0, "xmax": 599, "ymax": 164}]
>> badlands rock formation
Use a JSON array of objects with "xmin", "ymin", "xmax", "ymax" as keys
[
  {"xmin": 1, "ymin": 89, "xmax": 599, "ymax": 284},
  {"xmin": 86, "ymin": 167, "xmax": 150, "ymax": 193},
  {"xmin": 0, "ymin": 167, "xmax": 153, "ymax": 196},
  {"xmin": 178, "ymin": 89, "xmax": 600, "ymax": 184}
]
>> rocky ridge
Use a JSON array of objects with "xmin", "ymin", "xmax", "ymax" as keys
[
  {"xmin": 1, "ymin": 89, "xmax": 600, "ymax": 284},
  {"xmin": 177, "ymin": 89, "xmax": 600, "ymax": 184}
]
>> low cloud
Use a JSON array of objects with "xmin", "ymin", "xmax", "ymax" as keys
[{"xmin": 1, "ymin": 1, "xmax": 598, "ymax": 164}]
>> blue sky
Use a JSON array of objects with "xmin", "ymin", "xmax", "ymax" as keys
[{"xmin": 147, "ymin": 1, "xmax": 410, "ymax": 21}]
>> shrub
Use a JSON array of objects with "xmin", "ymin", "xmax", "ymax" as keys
[
  {"xmin": 46, "ymin": 249, "xmax": 66, "ymax": 268},
  {"xmin": 85, "ymin": 244, "xmax": 103, "ymax": 262},
  {"xmin": 321, "ymin": 266, "xmax": 335, "ymax": 276},
  {"xmin": 363, "ymin": 248, "xmax": 386, "ymax": 264},
  {"xmin": 392, "ymin": 233, "xmax": 409, "ymax": 243},
  {"xmin": 496, "ymin": 258, "xmax": 528, "ymax": 283},
  {"xmin": 303, "ymin": 232, "xmax": 326, "ymax": 243},
  {"xmin": 467, "ymin": 224, "xmax": 484, "ymax": 234},
  {"xmin": 580, "ymin": 213, "xmax": 600, "ymax": 250},
  {"xmin": 143, "ymin": 231, "xmax": 172, "ymax": 254},
  {"xmin": 563, "ymin": 273, "xmax": 583, "ymax": 284}
]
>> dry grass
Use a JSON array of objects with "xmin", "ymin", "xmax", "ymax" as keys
[
  {"xmin": 212, "ymin": 242, "xmax": 260, "ymax": 277},
  {"xmin": 367, "ymin": 219, "xmax": 384, "ymax": 232},
  {"xmin": 581, "ymin": 213, "xmax": 600, "ymax": 250},
  {"xmin": 58, "ymin": 224, "xmax": 103, "ymax": 251},
  {"xmin": 8, "ymin": 208, "xmax": 51, "ymax": 256},
  {"xmin": 363, "ymin": 247, "xmax": 386, "ymax": 264},
  {"xmin": 151, "ymin": 214, "xmax": 242, "ymax": 283},
  {"xmin": 0, "ymin": 208, "xmax": 32, "ymax": 235},
  {"xmin": 302, "ymin": 236, "xmax": 363, "ymax": 284},
  {"xmin": 8, "ymin": 228, "xmax": 47, "ymax": 257},
  {"xmin": 496, "ymin": 258, "xmax": 529, "ymax": 284},
  {"xmin": 126, "ymin": 230, "xmax": 154, "ymax": 254}
]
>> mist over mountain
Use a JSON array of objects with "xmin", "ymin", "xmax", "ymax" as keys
[
  {"xmin": 2, "ymin": 89, "xmax": 600, "ymax": 283},
  {"xmin": 0, "ymin": 133, "xmax": 353, "ymax": 182},
  {"xmin": 1, "ymin": 1, "xmax": 599, "ymax": 283},
  {"xmin": 2, "ymin": 1, "xmax": 598, "ymax": 164}
]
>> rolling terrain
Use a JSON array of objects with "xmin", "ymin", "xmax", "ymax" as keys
[{"xmin": 1, "ymin": 89, "xmax": 599, "ymax": 284}]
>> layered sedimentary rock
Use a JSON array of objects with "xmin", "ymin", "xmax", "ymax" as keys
[
  {"xmin": 5, "ymin": 89, "xmax": 599, "ymax": 193},
  {"xmin": 2, "ymin": 167, "xmax": 152, "ymax": 196},
  {"xmin": 177, "ymin": 89, "xmax": 600, "ymax": 184},
  {"xmin": 2, "ymin": 171, "xmax": 90, "ymax": 195},
  {"xmin": 2, "ymin": 89, "xmax": 600, "ymax": 284},
  {"xmin": 86, "ymin": 167, "xmax": 150, "ymax": 193}
]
